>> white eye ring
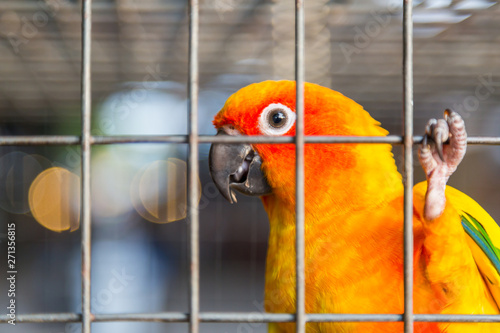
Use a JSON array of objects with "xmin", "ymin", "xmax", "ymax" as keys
[{"xmin": 258, "ymin": 103, "xmax": 296, "ymax": 136}]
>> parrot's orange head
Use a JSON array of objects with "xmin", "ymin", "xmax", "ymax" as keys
[{"xmin": 209, "ymin": 80, "xmax": 399, "ymax": 210}]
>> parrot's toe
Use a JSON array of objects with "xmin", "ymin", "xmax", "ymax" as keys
[
  {"xmin": 418, "ymin": 110, "xmax": 467, "ymax": 178},
  {"xmin": 418, "ymin": 110, "xmax": 467, "ymax": 220},
  {"xmin": 444, "ymin": 109, "xmax": 467, "ymax": 169}
]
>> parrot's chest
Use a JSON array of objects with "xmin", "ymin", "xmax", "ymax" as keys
[
  {"xmin": 263, "ymin": 239, "xmax": 405, "ymax": 315},
  {"xmin": 263, "ymin": 212, "xmax": 409, "ymax": 316}
]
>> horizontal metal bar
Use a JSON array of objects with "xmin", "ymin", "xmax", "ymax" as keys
[
  {"xmin": 2, "ymin": 135, "xmax": 500, "ymax": 146},
  {"xmin": 465, "ymin": 137, "xmax": 500, "ymax": 145},
  {"xmin": 0, "ymin": 136, "xmax": 81, "ymax": 145},
  {"xmin": 200, "ymin": 313, "xmax": 294, "ymax": 323},
  {"xmin": 4, "ymin": 313, "xmax": 82, "ymax": 323},
  {"xmin": 96, "ymin": 135, "xmax": 405, "ymax": 145},
  {"xmin": 95, "ymin": 313, "xmax": 189, "ymax": 322},
  {"xmin": 414, "ymin": 314, "xmax": 500, "ymax": 323},
  {"xmin": 4, "ymin": 312, "xmax": 500, "ymax": 324},
  {"xmin": 93, "ymin": 135, "xmax": 188, "ymax": 144},
  {"xmin": 307, "ymin": 314, "xmax": 403, "ymax": 322}
]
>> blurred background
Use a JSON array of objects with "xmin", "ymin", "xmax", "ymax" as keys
[{"xmin": 0, "ymin": 0, "xmax": 499, "ymax": 332}]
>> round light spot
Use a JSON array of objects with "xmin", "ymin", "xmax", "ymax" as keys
[
  {"xmin": 131, "ymin": 158, "xmax": 201, "ymax": 224},
  {"xmin": 28, "ymin": 167, "xmax": 80, "ymax": 232}
]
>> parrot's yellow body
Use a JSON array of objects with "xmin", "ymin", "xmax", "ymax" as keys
[{"xmin": 209, "ymin": 80, "xmax": 500, "ymax": 332}]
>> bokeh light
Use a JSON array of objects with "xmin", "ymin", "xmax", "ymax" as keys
[
  {"xmin": 91, "ymin": 150, "xmax": 138, "ymax": 218},
  {"xmin": 131, "ymin": 158, "xmax": 200, "ymax": 223},
  {"xmin": 28, "ymin": 167, "xmax": 80, "ymax": 232}
]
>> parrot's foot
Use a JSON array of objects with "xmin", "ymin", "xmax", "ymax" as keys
[{"xmin": 418, "ymin": 110, "xmax": 467, "ymax": 221}]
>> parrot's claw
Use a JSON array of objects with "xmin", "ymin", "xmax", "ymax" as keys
[
  {"xmin": 423, "ymin": 118, "xmax": 448, "ymax": 162},
  {"xmin": 418, "ymin": 110, "xmax": 467, "ymax": 220}
]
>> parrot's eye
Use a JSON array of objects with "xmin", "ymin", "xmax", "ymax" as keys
[
  {"xmin": 269, "ymin": 110, "xmax": 286, "ymax": 128},
  {"xmin": 259, "ymin": 103, "xmax": 296, "ymax": 136}
]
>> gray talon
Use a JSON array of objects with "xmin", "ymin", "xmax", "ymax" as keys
[
  {"xmin": 423, "ymin": 133, "xmax": 428, "ymax": 148},
  {"xmin": 426, "ymin": 118, "xmax": 437, "ymax": 135},
  {"xmin": 434, "ymin": 131, "xmax": 445, "ymax": 162},
  {"xmin": 424, "ymin": 118, "xmax": 449, "ymax": 163}
]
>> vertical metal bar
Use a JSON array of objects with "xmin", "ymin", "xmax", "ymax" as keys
[
  {"xmin": 295, "ymin": 0, "xmax": 306, "ymax": 332},
  {"xmin": 80, "ymin": 0, "xmax": 93, "ymax": 333},
  {"xmin": 188, "ymin": 0, "xmax": 200, "ymax": 332},
  {"xmin": 403, "ymin": 0, "xmax": 414, "ymax": 331}
]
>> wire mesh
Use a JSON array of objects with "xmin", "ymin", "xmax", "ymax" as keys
[
  {"xmin": 80, "ymin": 0, "xmax": 93, "ymax": 332},
  {"xmin": 2, "ymin": 135, "xmax": 500, "ymax": 146},
  {"xmin": 1, "ymin": 0, "xmax": 500, "ymax": 332},
  {"xmin": 4, "ymin": 312, "xmax": 500, "ymax": 324},
  {"xmin": 295, "ymin": 0, "xmax": 306, "ymax": 332},
  {"xmin": 188, "ymin": 0, "xmax": 200, "ymax": 332},
  {"xmin": 402, "ymin": 0, "xmax": 414, "ymax": 330}
]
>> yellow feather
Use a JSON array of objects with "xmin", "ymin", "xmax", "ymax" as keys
[{"xmin": 415, "ymin": 181, "xmax": 500, "ymax": 309}]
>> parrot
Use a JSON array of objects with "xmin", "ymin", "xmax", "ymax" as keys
[{"xmin": 208, "ymin": 80, "xmax": 500, "ymax": 333}]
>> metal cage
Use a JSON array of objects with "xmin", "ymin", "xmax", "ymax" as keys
[{"xmin": 1, "ymin": 1, "xmax": 500, "ymax": 333}]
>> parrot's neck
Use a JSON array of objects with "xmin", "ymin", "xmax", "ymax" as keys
[{"xmin": 262, "ymin": 143, "xmax": 403, "ymax": 224}]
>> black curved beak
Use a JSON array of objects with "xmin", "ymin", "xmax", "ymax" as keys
[{"xmin": 209, "ymin": 130, "xmax": 272, "ymax": 203}]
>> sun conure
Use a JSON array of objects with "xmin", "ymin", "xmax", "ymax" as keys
[{"xmin": 208, "ymin": 80, "xmax": 500, "ymax": 332}]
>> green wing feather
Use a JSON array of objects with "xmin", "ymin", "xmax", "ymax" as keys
[{"xmin": 461, "ymin": 212, "xmax": 500, "ymax": 279}]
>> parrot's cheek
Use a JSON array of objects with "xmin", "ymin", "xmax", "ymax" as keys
[{"xmin": 208, "ymin": 130, "xmax": 272, "ymax": 203}]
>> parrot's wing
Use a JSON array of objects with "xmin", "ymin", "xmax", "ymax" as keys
[
  {"xmin": 461, "ymin": 212, "xmax": 500, "ymax": 307},
  {"xmin": 445, "ymin": 185, "xmax": 500, "ymax": 308}
]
